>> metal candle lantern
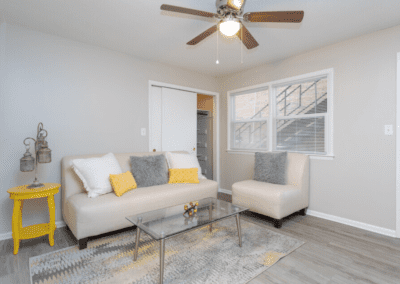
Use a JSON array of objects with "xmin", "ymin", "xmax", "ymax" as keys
[{"xmin": 20, "ymin": 123, "xmax": 52, "ymax": 188}]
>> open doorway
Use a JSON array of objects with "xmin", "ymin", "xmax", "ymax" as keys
[{"xmin": 197, "ymin": 94, "xmax": 214, "ymax": 180}]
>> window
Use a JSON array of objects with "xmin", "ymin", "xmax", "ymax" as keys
[
  {"xmin": 231, "ymin": 88, "xmax": 269, "ymax": 150},
  {"xmin": 228, "ymin": 69, "xmax": 333, "ymax": 157}
]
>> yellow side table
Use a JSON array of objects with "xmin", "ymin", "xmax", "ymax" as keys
[{"xmin": 7, "ymin": 183, "xmax": 60, "ymax": 255}]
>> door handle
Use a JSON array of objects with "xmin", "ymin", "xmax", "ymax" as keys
[
  {"xmin": 153, "ymin": 149, "xmax": 156, "ymax": 152},
  {"xmin": 193, "ymin": 148, "xmax": 196, "ymax": 151}
]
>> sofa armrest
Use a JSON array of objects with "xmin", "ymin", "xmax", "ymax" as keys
[{"xmin": 61, "ymin": 156, "xmax": 85, "ymax": 223}]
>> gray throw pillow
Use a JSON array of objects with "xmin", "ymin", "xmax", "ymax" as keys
[
  {"xmin": 254, "ymin": 152, "xmax": 287, "ymax": 185},
  {"xmin": 130, "ymin": 154, "xmax": 169, "ymax": 188}
]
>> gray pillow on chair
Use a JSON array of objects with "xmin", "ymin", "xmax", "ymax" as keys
[
  {"xmin": 130, "ymin": 154, "xmax": 169, "ymax": 188},
  {"xmin": 254, "ymin": 152, "xmax": 287, "ymax": 185}
]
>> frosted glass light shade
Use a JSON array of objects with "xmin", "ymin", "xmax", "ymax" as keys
[{"xmin": 219, "ymin": 20, "xmax": 241, "ymax": 37}]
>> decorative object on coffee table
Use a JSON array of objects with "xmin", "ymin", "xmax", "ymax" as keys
[
  {"xmin": 7, "ymin": 183, "xmax": 60, "ymax": 255},
  {"xmin": 183, "ymin": 201, "xmax": 199, "ymax": 216},
  {"xmin": 20, "ymin": 122, "xmax": 52, "ymax": 189}
]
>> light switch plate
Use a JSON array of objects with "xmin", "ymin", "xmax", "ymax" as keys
[
  {"xmin": 385, "ymin": 125, "xmax": 393, "ymax": 135},
  {"xmin": 141, "ymin": 128, "xmax": 146, "ymax": 136}
]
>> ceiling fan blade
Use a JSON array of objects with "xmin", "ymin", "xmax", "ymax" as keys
[
  {"xmin": 187, "ymin": 25, "xmax": 218, "ymax": 45},
  {"xmin": 161, "ymin": 4, "xmax": 218, "ymax": 18},
  {"xmin": 243, "ymin": 11, "xmax": 304, "ymax": 23},
  {"xmin": 236, "ymin": 23, "xmax": 259, "ymax": 49}
]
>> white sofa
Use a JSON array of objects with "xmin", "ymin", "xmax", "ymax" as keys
[
  {"xmin": 232, "ymin": 152, "xmax": 309, "ymax": 228},
  {"xmin": 61, "ymin": 151, "xmax": 218, "ymax": 249}
]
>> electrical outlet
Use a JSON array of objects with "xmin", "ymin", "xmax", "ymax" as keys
[
  {"xmin": 384, "ymin": 125, "xmax": 393, "ymax": 135},
  {"xmin": 141, "ymin": 128, "xmax": 146, "ymax": 136}
]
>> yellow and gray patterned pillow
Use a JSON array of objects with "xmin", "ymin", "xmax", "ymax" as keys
[
  {"xmin": 168, "ymin": 168, "xmax": 199, "ymax": 184},
  {"xmin": 109, "ymin": 171, "xmax": 137, "ymax": 197}
]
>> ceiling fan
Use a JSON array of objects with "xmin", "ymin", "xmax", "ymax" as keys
[{"xmin": 160, "ymin": 0, "xmax": 304, "ymax": 49}]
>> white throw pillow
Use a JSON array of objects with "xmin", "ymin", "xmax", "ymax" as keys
[
  {"xmin": 166, "ymin": 152, "xmax": 206, "ymax": 180},
  {"xmin": 71, "ymin": 153, "xmax": 123, "ymax": 198}
]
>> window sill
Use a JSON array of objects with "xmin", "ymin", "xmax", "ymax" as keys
[{"xmin": 226, "ymin": 150, "xmax": 334, "ymax": 160}]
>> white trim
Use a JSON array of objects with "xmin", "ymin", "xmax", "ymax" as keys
[
  {"xmin": 396, "ymin": 52, "xmax": 400, "ymax": 238},
  {"xmin": 0, "ymin": 220, "xmax": 66, "ymax": 241},
  {"xmin": 226, "ymin": 68, "xmax": 334, "ymax": 157},
  {"xmin": 307, "ymin": 210, "xmax": 396, "ymax": 238},
  {"xmin": 148, "ymin": 80, "xmax": 220, "ymax": 186},
  {"xmin": 199, "ymin": 187, "xmax": 394, "ymax": 237},
  {"xmin": 226, "ymin": 149, "xmax": 334, "ymax": 160},
  {"xmin": 0, "ymin": 231, "xmax": 12, "ymax": 241},
  {"xmin": 218, "ymin": 188, "xmax": 232, "ymax": 195},
  {"xmin": 56, "ymin": 220, "xmax": 66, "ymax": 228},
  {"xmin": 212, "ymin": 189, "xmax": 394, "ymax": 237},
  {"xmin": 275, "ymin": 113, "xmax": 327, "ymax": 120}
]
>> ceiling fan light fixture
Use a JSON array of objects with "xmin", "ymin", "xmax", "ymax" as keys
[{"xmin": 219, "ymin": 19, "xmax": 241, "ymax": 37}]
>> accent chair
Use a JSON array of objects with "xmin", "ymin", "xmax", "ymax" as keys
[{"xmin": 232, "ymin": 152, "xmax": 309, "ymax": 228}]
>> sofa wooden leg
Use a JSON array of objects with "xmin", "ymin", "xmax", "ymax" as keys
[
  {"xmin": 299, "ymin": 208, "xmax": 307, "ymax": 216},
  {"xmin": 274, "ymin": 219, "xmax": 283, "ymax": 229},
  {"xmin": 79, "ymin": 238, "xmax": 88, "ymax": 250}
]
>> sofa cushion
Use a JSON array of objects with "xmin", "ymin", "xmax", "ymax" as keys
[
  {"xmin": 130, "ymin": 154, "xmax": 169, "ymax": 188},
  {"xmin": 254, "ymin": 152, "xmax": 287, "ymax": 185},
  {"xmin": 232, "ymin": 180, "xmax": 303, "ymax": 220},
  {"xmin": 109, "ymin": 171, "xmax": 137, "ymax": 197},
  {"xmin": 166, "ymin": 152, "xmax": 206, "ymax": 180},
  {"xmin": 71, "ymin": 153, "xmax": 123, "ymax": 198},
  {"xmin": 168, "ymin": 168, "xmax": 199, "ymax": 184},
  {"xmin": 65, "ymin": 179, "xmax": 219, "ymax": 239}
]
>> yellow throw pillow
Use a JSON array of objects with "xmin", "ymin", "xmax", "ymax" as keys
[
  {"xmin": 168, "ymin": 168, "xmax": 200, "ymax": 184},
  {"xmin": 109, "ymin": 171, "xmax": 137, "ymax": 197}
]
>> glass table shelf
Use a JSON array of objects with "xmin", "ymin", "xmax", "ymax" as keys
[{"xmin": 126, "ymin": 197, "xmax": 248, "ymax": 240}]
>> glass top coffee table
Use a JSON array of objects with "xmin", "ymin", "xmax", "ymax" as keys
[{"xmin": 126, "ymin": 197, "xmax": 248, "ymax": 284}]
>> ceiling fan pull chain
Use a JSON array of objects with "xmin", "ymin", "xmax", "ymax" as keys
[{"xmin": 216, "ymin": 24, "xmax": 219, "ymax": 64}]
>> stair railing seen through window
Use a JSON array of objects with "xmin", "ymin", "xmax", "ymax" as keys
[{"xmin": 229, "ymin": 69, "xmax": 333, "ymax": 156}]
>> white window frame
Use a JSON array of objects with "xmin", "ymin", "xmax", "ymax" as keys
[{"xmin": 227, "ymin": 68, "xmax": 334, "ymax": 160}]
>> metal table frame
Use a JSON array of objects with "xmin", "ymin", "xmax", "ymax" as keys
[{"xmin": 132, "ymin": 203, "xmax": 245, "ymax": 284}]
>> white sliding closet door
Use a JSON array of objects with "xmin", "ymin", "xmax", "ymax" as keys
[
  {"xmin": 149, "ymin": 86, "xmax": 162, "ymax": 152},
  {"xmin": 161, "ymin": 87, "xmax": 197, "ymax": 155}
]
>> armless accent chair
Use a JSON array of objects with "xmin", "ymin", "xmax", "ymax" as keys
[{"xmin": 232, "ymin": 153, "xmax": 309, "ymax": 228}]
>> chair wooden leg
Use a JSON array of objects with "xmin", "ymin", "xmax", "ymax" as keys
[
  {"xmin": 299, "ymin": 208, "xmax": 307, "ymax": 216},
  {"xmin": 274, "ymin": 219, "xmax": 283, "ymax": 229},
  {"xmin": 79, "ymin": 238, "xmax": 88, "ymax": 250}
]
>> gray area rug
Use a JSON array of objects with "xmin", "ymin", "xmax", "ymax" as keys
[{"xmin": 30, "ymin": 218, "xmax": 304, "ymax": 284}]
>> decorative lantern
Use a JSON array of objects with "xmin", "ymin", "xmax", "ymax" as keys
[
  {"xmin": 37, "ymin": 140, "xmax": 51, "ymax": 163},
  {"xmin": 20, "ymin": 146, "xmax": 35, "ymax": 172},
  {"xmin": 20, "ymin": 123, "xmax": 52, "ymax": 188}
]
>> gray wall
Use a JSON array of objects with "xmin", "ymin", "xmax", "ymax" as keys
[
  {"xmin": 217, "ymin": 25, "xmax": 400, "ymax": 230},
  {"xmin": 0, "ymin": 24, "xmax": 219, "ymax": 236}
]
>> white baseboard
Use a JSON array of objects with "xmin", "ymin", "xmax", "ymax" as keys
[
  {"xmin": 214, "ymin": 189, "xmax": 397, "ymax": 238},
  {"xmin": 0, "ymin": 231, "xmax": 12, "ymax": 241},
  {"xmin": 307, "ymin": 210, "xmax": 397, "ymax": 238},
  {"xmin": 0, "ymin": 220, "xmax": 67, "ymax": 241},
  {"xmin": 218, "ymin": 188, "xmax": 232, "ymax": 195},
  {"xmin": 56, "ymin": 220, "xmax": 67, "ymax": 229}
]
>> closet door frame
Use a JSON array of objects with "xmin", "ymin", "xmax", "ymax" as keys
[{"xmin": 148, "ymin": 80, "xmax": 220, "ymax": 186}]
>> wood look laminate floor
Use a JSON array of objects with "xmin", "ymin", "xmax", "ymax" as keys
[{"xmin": 1, "ymin": 195, "xmax": 399, "ymax": 283}]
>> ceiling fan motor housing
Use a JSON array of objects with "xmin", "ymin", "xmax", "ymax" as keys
[{"xmin": 216, "ymin": 0, "xmax": 244, "ymax": 17}]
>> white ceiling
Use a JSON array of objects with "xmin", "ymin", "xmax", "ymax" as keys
[{"xmin": 1, "ymin": 0, "xmax": 400, "ymax": 76}]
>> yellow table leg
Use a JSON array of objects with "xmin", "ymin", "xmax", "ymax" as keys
[
  {"xmin": 47, "ymin": 195, "xmax": 56, "ymax": 246},
  {"xmin": 12, "ymin": 199, "xmax": 22, "ymax": 255}
]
